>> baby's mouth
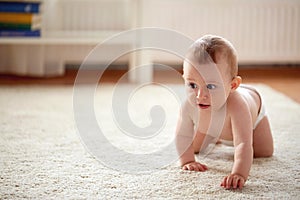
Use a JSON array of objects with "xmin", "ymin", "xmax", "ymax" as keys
[{"xmin": 198, "ymin": 104, "xmax": 210, "ymax": 109}]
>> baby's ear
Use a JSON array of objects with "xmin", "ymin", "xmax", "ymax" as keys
[{"xmin": 231, "ymin": 76, "xmax": 242, "ymax": 90}]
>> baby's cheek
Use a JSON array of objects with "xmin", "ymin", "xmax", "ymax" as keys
[{"xmin": 186, "ymin": 90, "xmax": 197, "ymax": 107}]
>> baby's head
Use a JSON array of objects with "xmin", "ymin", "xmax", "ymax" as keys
[
  {"xmin": 183, "ymin": 35, "xmax": 241, "ymax": 110},
  {"xmin": 184, "ymin": 35, "xmax": 238, "ymax": 82}
]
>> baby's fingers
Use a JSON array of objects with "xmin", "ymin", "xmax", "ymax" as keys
[
  {"xmin": 195, "ymin": 163, "xmax": 207, "ymax": 171},
  {"xmin": 226, "ymin": 176, "xmax": 233, "ymax": 189},
  {"xmin": 188, "ymin": 165, "xmax": 195, "ymax": 171},
  {"xmin": 184, "ymin": 164, "xmax": 199, "ymax": 171},
  {"xmin": 182, "ymin": 162, "xmax": 207, "ymax": 172},
  {"xmin": 182, "ymin": 164, "xmax": 195, "ymax": 171},
  {"xmin": 238, "ymin": 178, "xmax": 245, "ymax": 189},
  {"xmin": 221, "ymin": 178, "xmax": 232, "ymax": 189},
  {"xmin": 233, "ymin": 175, "xmax": 245, "ymax": 189},
  {"xmin": 221, "ymin": 174, "xmax": 245, "ymax": 189},
  {"xmin": 221, "ymin": 176, "xmax": 227, "ymax": 187},
  {"xmin": 232, "ymin": 176, "xmax": 239, "ymax": 189}
]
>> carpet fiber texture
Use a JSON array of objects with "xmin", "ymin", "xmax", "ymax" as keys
[{"xmin": 0, "ymin": 84, "xmax": 299, "ymax": 199}]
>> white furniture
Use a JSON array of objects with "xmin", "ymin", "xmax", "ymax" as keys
[
  {"xmin": 0, "ymin": 0, "xmax": 151, "ymax": 82},
  {"xmin": 1, "ymin": 0, "xmax": 299, "ymax": 82}
]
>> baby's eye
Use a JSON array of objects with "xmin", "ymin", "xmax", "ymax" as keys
[
  {"xmin": 188, "ymin": 83, "xmax": 198, "ymax": 89},
  {"xmin": 206, "ymin": 84, "xmax": 217, "ymax": 90}
]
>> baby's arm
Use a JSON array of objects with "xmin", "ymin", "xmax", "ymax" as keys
[
  {"xmin": 175, "ymin": 101, "xmax": 207, "ymax": 171},
  {"xmin": 221, "ymin": 97, "xmax": 253, "ymax": 189},
  {"xmin": 176, "ymin": 130, "xmax": 208, "ymax": 171}
]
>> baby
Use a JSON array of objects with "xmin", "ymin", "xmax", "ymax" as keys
[{"xmin": 175, "ymin": 35, "xmax": 274, "ymax": 189}]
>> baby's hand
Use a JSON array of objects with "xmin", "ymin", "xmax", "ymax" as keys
[
  {"xmin": 220, "ymin": 174, "xmax": 245, "ymax": 189},
  {"xmin": 182, "ymin": 161, "xmax": 208, "ymax": 171}
]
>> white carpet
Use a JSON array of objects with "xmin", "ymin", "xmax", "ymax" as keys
[{"xmin": 0, "ymin": 84, "xmax": 299, "ymax": 199}]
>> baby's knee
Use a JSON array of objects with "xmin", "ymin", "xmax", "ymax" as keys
[{"xmin": 254, "ymin": 148, "xmax": 273, "ymax": 158}]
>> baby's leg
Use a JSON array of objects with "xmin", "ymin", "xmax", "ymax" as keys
[{"xmin": 253, "ymin": 116, "xmax": 274, "ymax": 157}]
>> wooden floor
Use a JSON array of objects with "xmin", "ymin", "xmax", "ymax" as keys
[
  {"xmin": 238, "ymin": 67, "xmax": 300, "ymax": 103},
  {"xmin": 0, "ymin": 67, "xmax": 299, "ymax": 103}
]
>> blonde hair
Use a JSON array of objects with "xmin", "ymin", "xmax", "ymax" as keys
[{"xmin": 188, "ymin": 35, "xmax": 238, "ymax": 78}]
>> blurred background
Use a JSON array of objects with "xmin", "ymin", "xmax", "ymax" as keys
[{"xmin": 0, "ymin": 0, "xmax": 299, "ymax": 100}]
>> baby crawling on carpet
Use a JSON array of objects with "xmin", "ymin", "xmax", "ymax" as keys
[{"xmin": 175, "ymin": 35, "xmax": 274, "ymax": 189}]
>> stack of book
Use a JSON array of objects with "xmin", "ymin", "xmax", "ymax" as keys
[{"xmin": 0, "ymin": 0, "xmax": 42, "ymax": 37}]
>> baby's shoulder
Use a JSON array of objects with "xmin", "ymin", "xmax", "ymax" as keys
[
  {"xmin": 227, "ymin": 84, "xmax": 261, "ymax": 114},
  {"xmin": 227, "ymin": 88, "xmax": 251, "ymax": 112}
]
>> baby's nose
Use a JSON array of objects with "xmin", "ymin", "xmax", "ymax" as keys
[{"xmin": 196, "ymin": 88, "xmax": 208, "ymax": 99}]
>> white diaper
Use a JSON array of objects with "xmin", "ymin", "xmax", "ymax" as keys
[
  {"xmin": 219, "ymin": 139, "xmax": 234, "ymax": 146},
  {"xmin": 253, "ymin": 98, "xmax": 267, "ymax": 129},
  {"xmin": 252, "ymin": 86, "xmax": 267, "ymax": 129}
]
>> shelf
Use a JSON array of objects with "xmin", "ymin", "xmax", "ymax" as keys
[{"xmin": 0, "ymin": 30, "xmax": 131, "ymax": 45}]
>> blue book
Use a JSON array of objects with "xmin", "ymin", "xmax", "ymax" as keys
[
  {"xmin": 0, "ymin": 1, "xmax": 41, "ymax": 13},
  {"xmin": 0, "ymin": 30, "xmax": 41, "ymax": 37}
]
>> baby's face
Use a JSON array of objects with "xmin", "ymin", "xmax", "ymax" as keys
[{"xmin": 183, "ymin": 59, "xmax": 232, "ymax": 111}]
